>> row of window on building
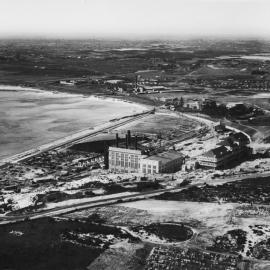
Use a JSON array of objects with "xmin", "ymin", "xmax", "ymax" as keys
[{"xmin": 108, "ymin": 146, "xmax": 184, "ymax": 174}]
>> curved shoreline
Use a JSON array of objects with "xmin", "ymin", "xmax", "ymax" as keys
[
  {"xmin": 0, "ymin": 85, "xmax": 151, "ymax": 163},
  {"xmin": 0, "ymin": 84, "xmax": 151, "ymax": 110}
]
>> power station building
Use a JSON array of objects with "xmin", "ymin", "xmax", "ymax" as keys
[
  {"xmin": 108, "ymin": 131, "xmax": 184, "ymax": 174},
  {"xmin": 108, "ymin": 130, "xmax": 146, "ymax": 173},
  {"xmin": 108, "ymin": 147, "xmax": 146, "ymax": 173}
]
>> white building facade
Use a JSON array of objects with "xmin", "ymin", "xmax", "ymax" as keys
[
  {"xmin": 108, "ymin": 147, "xmax": 145, "ymax": 173},
  {"xmin": 140, "ymin": 151, "xmax": 184, "ymax": 174}
]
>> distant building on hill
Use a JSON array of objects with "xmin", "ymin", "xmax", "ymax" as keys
[{"xmin": 135, "ymin": 69, "xmax": 166, "ymax": 85}]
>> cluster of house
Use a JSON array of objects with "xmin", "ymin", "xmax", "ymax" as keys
[
  {"xmin": 145, "ymin": 247, "xmax": 245, "ymax": 270},
  {"xmin": 160, "ymin": 97, "xmax": 211, "ymax": 111},
  {"xmin": 197, "ymin": 131, "xmax": 251, "ymax": 169},
  {"xmin": 108, "ymin": 132, "xmax": 184, "ymax": 174},
  {"xmin": 193, "ymin": 77, "xmax": 270, "ymax": 91},
  {"xmin": 134, "ymin": 69, "xmax": 171, "ymax": 94}
]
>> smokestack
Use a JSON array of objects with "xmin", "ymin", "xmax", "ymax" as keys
[
  {"xmin": 116, "ymin": 133, "xmax": 119, "ymax": 147},
  {"xmin": 135, "ymin": 135, "xmax": 138, "ymax": 150},
  {"xmin": 125, "ymin": 134, "xmax": 128, "ymax": 149},
  {"xmin": 127, "ymin": 130, "xmax": 131, "ymax": 147},
  {"xmin": 103, "ymin": 142, "xmax": 109, "ymax": 169}
]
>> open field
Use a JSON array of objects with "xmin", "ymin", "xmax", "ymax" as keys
[
  {"xmin": 65, "ymin": 200, "xmax": 235, "ymax": 229},
  {"xmin": 64, "ymin": 199, "xmax": 270, "ymax": 268}
]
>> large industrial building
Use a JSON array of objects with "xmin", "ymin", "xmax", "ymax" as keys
[
  {"xmin": 139, "ymin": 150, "xmax": 184, "ymax": 174},
  {"xmin": 108, "ymin": 131, "xmax": 184, "ymax": 174},
  {"xmin": 108, "ymin": 131, "xmax": 147, "ymax": 173},
  {"xmin": 108, "ymin": 147, "xmax": 146, "ymax": 173}
]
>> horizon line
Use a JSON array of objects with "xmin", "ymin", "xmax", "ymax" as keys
[{"xmin": 0, "ymin": 34, "xmax": 269, "ymax": 42}]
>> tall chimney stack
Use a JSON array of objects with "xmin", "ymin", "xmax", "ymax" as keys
[
  {"xmin": 127, "ymin": 130, "xmax": 131, "ymax": 147},
  {"xmin": 125, "ymin": 134, "xmax": 128, "ymax": 149},
  {"xmin": 135, "ymin": 135, "xmax": 138, "ymax": 150},
  {"xmin": 116, "ymin": 133, "xmax": 119, "ymax": 147}
]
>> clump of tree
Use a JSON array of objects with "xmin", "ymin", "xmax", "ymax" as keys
[{"xmin": 202, "ymin": 101, "xmax": 264, "ymax": 119}]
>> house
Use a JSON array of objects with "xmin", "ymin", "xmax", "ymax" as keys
[
  {"xmin": 214, "ymin": 122, "xmax": 227, "ymax": 133},
  {"xmin": 59, "ymin": 80, "xmax": 76, "ymax": 86},
  {"xmin": 183, "ymin": 100, "xmax": 202, "ymax": 110}
]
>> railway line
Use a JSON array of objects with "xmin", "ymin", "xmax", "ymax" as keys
[{"xmin": 0, "ymin": 186, "xmax": 184, "ymax": 225}]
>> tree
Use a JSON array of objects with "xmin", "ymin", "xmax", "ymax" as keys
[{"xmin": 180, "ymin": 96, "xmax": 184, "ymax": 107}]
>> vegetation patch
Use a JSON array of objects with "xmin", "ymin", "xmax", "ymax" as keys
[
  {"xmin": 208, "ymin": 229, "xmax": 247, "ymax": 254},
  {"xmin": 156, "ymin": 177, "xmax": 270, "ymax": 204},
  {"xmin": 0, "ymin": 217, "xmax": 138, "ymax": 270},
  {"xmin": 131, "ymin": 222, "xmax": 193, "ymax": 243}
]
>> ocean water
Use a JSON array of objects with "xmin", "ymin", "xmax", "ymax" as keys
[{"xmin": 0, "ymin": 87, "xmax": 145, "ymax": 160}]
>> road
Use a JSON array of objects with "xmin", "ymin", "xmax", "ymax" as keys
[
  {"xmin": 0, "ymin": 186, "xmax": 186, "ymax": 225},
  {"xmin": 2, "ymin": 167, "xmax": 270, "ymax": 223},
  {"xmin": 0, "ymin": 109, "xmax": 154, "ymax": 165},
  {"xmin": 1, "ymin": 168, "xmax": 270, "ymax": 225}
]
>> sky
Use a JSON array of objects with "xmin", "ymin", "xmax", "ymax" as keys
[{"xmin": 0, "ymin": 0, "xmax": 269, "ymax": 39}]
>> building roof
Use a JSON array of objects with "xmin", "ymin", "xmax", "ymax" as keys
[
  {"xmin": 135, "ymin": 70, "xmax": 165, "ymax": 79},
  {"xmin": 203, "ymin": 145, "xmax": 233, "ymax": 159},
  {"xmin": 201, "ymin": 132, "xmax": 249, "ymax": 160},
  {"xmin": 218, "ymin": 137, "xmax": 236, "ymax": 147},
  {"xmin": 226, "ymin": 102, "xmax": 244, "ymax": 109},
  {"xmin": 109, "ymin": 146, "xmax": 143, "ymax": 155},
  {"xmin": 105, "ymin": 79, "xmax": 123, "ymax": 84},
  {"xmin": 144, "ymin": 150, "xmax": 183, "ymax": 164},
  {"xmin": 229, "ymin": 132, "xmax": 249, "ymax": 143},
  {"xmin": 135, "ymin": 69, "xmax": 164, "ymax": 75},
  {"xmin": 141, "ymin": 85, "xmax": 167, "ymax": 91}
]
